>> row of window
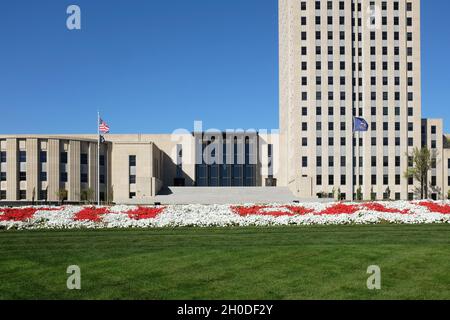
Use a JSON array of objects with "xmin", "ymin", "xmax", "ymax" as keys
[
  {"xmin": 0, "ymin": 151, "xmax": 105, "ymax": 183},
  {"xmin": 303, "ymin": 154, "xmax": 441, "ymax": 170},
  {"xmin": 303, "ymin": 76, "xmax": 413, "ymax": 89},
  {"xmin": 301, "ymin": 1, "xmax": 412, "ymax": 12},
  {"xmin": 300, "ymin": 59, "xmax": 414, "ymax": 73},
  {"xmin": 313, "ymin": 156, "xmax": 436, "ymax": 169},
  {"xmin": 316, "ymin": 174, "xmax": 412, "ymax": 187},
  {"xmin": 0, "ymin": 151, "xmax": 99, "ymax": 165},
  {"xmin": 302, "ymin": 91, "xmax": 415, "ymax": 103},
  {"xmin": 303, "ymin": 136, "xmax": 416, "ymax": 148},
  {"xmin": 302, "ymin": 121, "xmax": 418, "ymax": 132},
  {"xmin": 0, "ymin": 190, "xmax": 48, "ymax": 201},
  {"xmin": 301, "ymin": 106, "xmax": 414, "ymax": 117},
  {"xmin": 302, "ymin": 29, "xmax": 414, "ymax": 44},
  {"xmin": 301, "ymin": 16, "xmax": 413, "ymax": 29},
  {"xmin": 0, "ymin": 171, "xmax": 104, "ymax": 185}
]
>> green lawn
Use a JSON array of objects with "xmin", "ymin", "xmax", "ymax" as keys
[{"xmin": 0, "ymin": 225, "xmax": 449, "ymax": 300}]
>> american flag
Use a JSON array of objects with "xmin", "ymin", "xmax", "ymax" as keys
[{"xmin": 99, "ymin": 118, "xmax": 110, "ymax": 134}]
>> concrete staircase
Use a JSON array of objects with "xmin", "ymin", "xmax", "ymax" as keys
[{"xmin": 126, "ymin": 187, "xmax": 315, "ymax": 205}]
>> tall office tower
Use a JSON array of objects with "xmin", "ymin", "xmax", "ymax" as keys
[{"xmin": 279, "ymin": 0, "xmax": 421, "ymax": 200}]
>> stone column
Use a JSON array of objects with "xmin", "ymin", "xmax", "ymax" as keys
[
  {"xmin": 26, "ymin": 138, "xmax": 39, "ymax": 201},
  {"xmin": 6, "ymin": 138, "xmax": 17, "ymax": 200},
  {"xmin": 88, "ymin": 142, "xmax": 97, "ymax": 200},
  {"xmin": 47, "ymin": 139, "xmax": 60, "ymax": 202},
  {"xmin": 69, "ymin": 140, "xmax": 81, "ymax": 201}
]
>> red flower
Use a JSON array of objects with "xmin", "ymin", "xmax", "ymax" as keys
[
  {"xmin": 0, "ymin": 208, "xmax": 37, "ymax": 221},
  {"xmin": 231, "ymin": 206, "xmax": 268, "ymax": 216},
  {"xmin": 74, "ymin": 207, "xmax": 110, "ymax": 222},
  {"xmin": 231, "ymin": 205, "xmax": 313, "ymax": 217},
  {"xmin": 316, "ymin": 203, "xmax": 359, "ymax": 215},
  {"xmin": 126, "ymin": 207, "xmax": 166, "ymax": 220},
  {"xmin": 417, "ymin": 202, "xmax": 450, "ymax": 214},
  {"xmin": 361, "ymin": 203, "xmax": 410, "ymax": 214},
  {"xmin": 284, "ymin": 206, "xmax": 315, "ymax": 215}
]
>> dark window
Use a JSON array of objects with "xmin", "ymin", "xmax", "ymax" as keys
[
  {"xmin": 129, "ymin": 192, "xmax": 136, "ymax": 199},
  {"xmin": 81, "ymin": 173, "xmax": 88, "ymax": 183},
  {"xmin": 0, "ymin": 190, "xmax": 6, "ymax": 200},
  {"xmin": 302, "ymin": 138, "xmax": 308, "ymax": 146},
  {"xmin": 316, "ymin": 175, "xmax": 322, "ymax": 186},
  {"xmin": 302, "ymin": 157, "xmax": 308, "ymax": 168},
  {"xmin": 19, "ymin": 171, "xmax": 26, "ymax": 181},
  {"xmin": 100, "ymin": 155, "xmax": 105, "ymax": 166},
  {"xmin": 19, "ymin": 190, "xmax": 27, "ymax": 200},
  {"xmin": 61, "ymin": 152, "xmax": 68, "ymax": 164},
  {"xmin": 60, "ymin": 172, "xmax": 68, "ymax": 182},
  {"xmin": 431, "ymin": 176, "xmax": 437, "ymax": 187},
  {"xmin": 129, "ymin": 175, "xmax": 136, "ymax": 184},
  {"xmin": 0, "ymin": 152, "xmax": 5, "ymax": 163},
  {"xmin": 40, "ymin": 151, "xmax": 47, "ymax": 163},
  {"xmin": 39, "ymin": 190, "xmax": 47, "ymax": 201},
  {"xmin": 80, "ymin": 153, "xmax": 88, "ymax": 165},
  {"xmin": 0, "ymin": 172, "xmax": 6, "ymax": 181},
  {"xmin": 317, "ymin": 156, "xmax": 322, "ymax": 167},
  {"xmin": 407, "ymin": 2, "xmax": 412, "ymax": 11},
  {"xmin": 129, "ymin": 155, "xmax": 136, "ymax": 167},
  {"xmin": 19, "ymin": 151, "xmax": 26, "ymax": 162},
  {"xmin": 40, "ymin": 172, "xmax": 47, "ymax": 182}
]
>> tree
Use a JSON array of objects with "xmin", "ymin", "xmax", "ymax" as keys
[
  {"xmin": 404, "ymin": 146, "xmax": 436, "ymax": 200},
  {"xmin": 108, "ymin": 185, "xmax": 114, "ymax": 205},
  {"xmin": 384, "ymin": 186, "xmax": 391, "ymax": 201},
  {"xmin": 80, "ymin": 188, "xmax": 95, "ymax": 204},
  {"xmin": 370, "ymin": 187, "xmax": 376, "ymax": 201},
  {"xmin": 356, "ymin": 186, "xmax": 363, "ymax": 201},
  {"xmin": 56, "ymin": 189, "xmax": 68, "ymax": 204}
]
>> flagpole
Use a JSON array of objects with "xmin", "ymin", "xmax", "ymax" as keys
[
  {"xmin": 352, "ymin": 117, "xmax": 355, "ymax": 201},
  {"xmin": 97, "ymin": 111, "xmax": 100, "ymax": 206},
  {"xmin": 357, "ymin": 130, "xmax": 360, "ymax": 200}
]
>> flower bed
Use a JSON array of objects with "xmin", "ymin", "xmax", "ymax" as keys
[
  {"xmin": 1, "ymin": 201, "xmax": 450, "ymax": 230},
  {"xmin": 417, "ymin": 201, "xmax": 450, "ymax": 214}
]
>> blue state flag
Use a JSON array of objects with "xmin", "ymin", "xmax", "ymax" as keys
[{"xmin": 353, "ymin": 117, "xmax": 369, "ymax": 132}]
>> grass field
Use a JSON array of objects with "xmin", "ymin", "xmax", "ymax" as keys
[{"xmin": 0, "ymin": 225, "xmax": 449, "ymax": 300}]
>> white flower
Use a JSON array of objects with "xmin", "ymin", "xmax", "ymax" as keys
[{"xmin": 1, "ymin": 201, "xmax": 450, "ymax": 230}]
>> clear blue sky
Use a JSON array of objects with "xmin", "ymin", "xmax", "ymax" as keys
[{"xmin": 0, "ymin": 0, "xmax": 449, "ymax": 134}]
